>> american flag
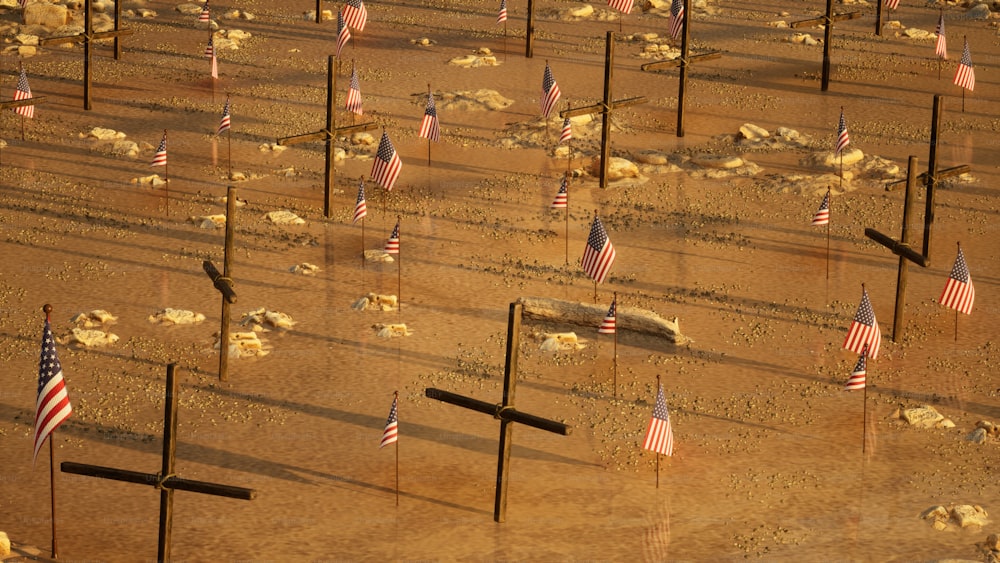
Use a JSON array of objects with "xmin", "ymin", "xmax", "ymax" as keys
[
  {"xmin": 336, "ymin": 11, "xmax": 352, "ymax": 58},
  {"xmin": 940, "ymin": 246, "xmax": 974, "ymax": 315},
  {"xmin": 835, "ymin": 109, "xmax": 849, "ymax": 156},
  {"xmin": 641, "ymin": 384, "xmax": 674, "ymax": 456},
  {"xmin": 217, "ymin": 96, "xmax": 231, "ymax": 135},
  {"xmin": 206, "ymin": 36, "xmax": 218, "ymax": 78},
  {"xmin": 608, "ymin": 0, "xmax": 634, "ymax": 15},
  {"xmin": 668, "ymin": 0, "xmax": 685, "ymax": 40},
  {"xmin": 34, "ymin": 317, "xmax": 73, "ymax": 464},
  {"xmin": 560, "ymin": 117, "xmax": 572, "ymax": 144},
  {"xmin": 954, "ymin": 38, "xmax": 975, "ymax": 91},
  {"xmin": 370, "ymin": 132, "xmax": 402, "ymax": 191},
  {"xmin": 384, "ymin": 220, "xmax": 400, "ymax": 254},
  {"xmin": 884, "ymin": 0, "xmax": 899, "ymax": 10},
  {"xmin": 418, "ymin": 91, "xmax": 440, "ymax": 142},
  {"xmin": 843, "ymin": 287, "xmax": 881, "ymax": 359},
  {"xmin": 541, "ymin": 63, "xmax": 561, "ymax": 119},
  {"xmin": 497, "ymin": 0, "xmax": 508, "ymax": 24},
  {"xmin": 346, "ymin": 67, "xmax": 363, "ymax": 115},
  {"xmin": 844, "ymin": 346, "xmax": 867, "ymax": 391},
  {"xmin": 598, "ymin": 297, "xmax": 616, "ymax": 334},
  {"xmin": 352, "ymin": 179, "xmax": 368, "ymax": 224},
  {"xmin": 934, "ymin": 13, "xmax": 947, "ymax": 59},
  {"xmin": 18, "ymin": 0, "xmax": 27, "ymax": 8},
  {"xmin": 13, "ymin": 67, "xmax": 33, "ymax": 119},
  {"xmin": 199, "ymin": 1, "xmax": 211, "ymax": 22},
  {"xmin": 551, "ymin": 176, "xmax": 568, "ymax": 208},
  {"xmin": 150, "ymin": 131, "xmax": 167, "ymax": 167},
  {"xmin": 379, "ymin": 395, "xmax": 398, "ymax": 448},
  {"xmin": 342, "ymin": 0, "xmax": 367, "ymax": 32},
  {"xmin": 811, "ymin": 190, "xmax": 830, "ymax": 226},
  {"xmin": 582, "ymin": 213, "xmax": 616, "ymax": 284}
]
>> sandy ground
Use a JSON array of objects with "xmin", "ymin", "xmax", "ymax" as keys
[{"xmin": 0, "ymin": 0, "xmax": 998, "ymax": 561}]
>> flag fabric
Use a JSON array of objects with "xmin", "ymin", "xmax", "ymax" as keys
[
  {"xmin": 668, "ymin": 0, "xmax": 685, "ymax": 40},
  {"xmin": 598, "ymin": 297, "xmax": 616, "ymax": 334},
  {"xmin": 608, "ymin": 0, "xmax": 634, "ymax": 15},
  {"xmin": 835, "ymin": 109, "xmax": 849, "ymax": 156},
  {"xmin": 843, "ymin": 287, "xmax": 881, "ymax": 359},
  {"xmin": 940, "ymin": 246, "xmax": 975, "ymax": 315},
  {"xmin": 346, "ymin": 67, "xmax": 363, "ymax": 115},
  {"xmin": 342, "ymin": 0, "xmax": 368, "ymax": 31},
  {"xmin": 641, "ymin": 385, "xmax": 674, "ymax": 456},
  {"xmin": 844, "ymin": 346, "xmax": 867, "ymax": 391},
  {"xmin": 206, "ymin": 37, "xmax": 218, "ymax": 78},
  {"xmin": 884, "ymin": 0, "xmax": 899, "ymax": 10},
  {"xmin": 551, "ymin": 176, "xmax": 568, "ymax": 208},
  {"xmin": 559, "ymin": 117, "xmax": 572, "ymax": 144},
  {"xmin": 352, "ymin": 180, "xmax": 368, "ymax": 224},
  {"xmin": 217, "ymin": 96, "xmax": 231, "ymax": 135},
  {"xmin": 34, "ymin": 318, "xmax": 73, "ymax": 463},
  {"xmin": 497, "ymin": 0, "xmax": 508, "ymax": 24},
  {"xmin": 336, "ymin": 12, "xmax": 352, "ymax": 58},
  {"xmin": 18, "ymin": 0, "xmax": 27, "ymax": 8},
  {"xmin": 13, "ymin": 67, "xmax": 33, "ymax": 119},
  {"xmin": 384, "ymin": 220, "xmax": 400, "ymax": 254},
  {"xmin": 418, "ymin": 91, "xmax": 440, "ymax": 142},
  {"xmin": 150, "ymin": 132, "xmax": 167, "ymax": 167},
  {"xmin": 379, "ymin": 396, "xmax": 398, "ymax": 448},
  {"xmin": 199, "ymin": 1, "xmax": 210, "ymax": 22},
  {"xmin": 541, "ymin": 63, "xmax": 561, "ymax": 119},
  {"xmin": 582, "ymin": 214, "xmax": 616, "ymax": 284},
  {"xmin": 370, "ymin": 132, "xmax": 402, "ymax": 191},
  {"xmin": 934, "ymin": 14, "xmax": 947, "ymax": 59},
  {"xmin": 954, "ymin": 38, "xmax": 975, "ymax": 91},
  {"xmin": 811, "ymin": 190, "xmax": 830, "ymax": 226}
]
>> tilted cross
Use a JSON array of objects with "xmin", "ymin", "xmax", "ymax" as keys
[
  {"xmin": 202, "ymin": 186, "xmax": 239, "ymax": 382},
  {"xmin": 277, "ymin": 55, "xmax": 378, "ymax": 218},
  {"xmin": 424, "ymin": 303, "xmax": 572, "ymax": 522},
  {"xmin": 61, "ymin": 364, "xmax": 256, "ymax": 561},
  {"xmin": 790, "ymin": 0, "xmax": 861, "ymax": 91}
]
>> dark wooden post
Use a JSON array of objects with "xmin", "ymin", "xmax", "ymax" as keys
[
  {"xmin": 821, "ymin": 0, "xmax": 833, "ymax": 91},
  {"xmin": 83, "ymin": 1, "xmax": 92, "ymax": 110},
  {"xmin": 676, "ymin": 0, "xmax": 690, "ymax": 136},
  {"xmin": 325, "ymin": 55, "xmax": 337, "ymax": 217},
  {"xmin": 924, "ymin": 94, "xmax": 942, "ymax": 260},
  {"xmin": 598, "ymin": 31, "xmax": 615, "ymax": 189},
  {"xmin": 316, "ymin": 0, "xmax": 323, "ymax": 23},
  {"xmin": 114, "ymin": 0, "xmax": 123, "ymax": 60},
  {"xmin": 525, "ymin": 0, "xmax": 535, "ymax": 58},
  {"xmin": 494, "ymin": 302, "xmax": 523, "ymax": 523},
  {"xmin": 891, "ymin": 156, "xmax": 918, "ymax": 341},
  {"xmin": 157, "ymin": 363, "xmax": 179, "ymax": 561},
  {"xmin": 220, "ymin": 186, "xmax": 236, "ymax": 381}
]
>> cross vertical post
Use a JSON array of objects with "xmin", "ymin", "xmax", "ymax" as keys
[
  {"xmin": 157, "ymin": 363, "xmax": 179, "ymax": 561},
  {"xmin": 325, "ymin": 55, "xmax": 337, "ymax": 218},
  {"xmin": 494, "ymin": 302, "xmax": 523, "ymax": 523},
  {"xmin": 220, "ymin": 186, "xmax": 236, "ymax": 381},
  {"xmin": 821, "ymin": 0, "xmax": 833, "ymax": 91},
  {"xmin": 84, "ymin": 0, "xmax": 92, "ymax": 110},
  {"xmin": 114, "ymin": 0, "xmax": 123, "ymax": 60},
  {"xmin": 525, "ymin": 0, "xmax": 535, "ymax": 58},
  {"xmin": 923, "ymin": 94, "xmax": 942, "ymax": 260},
  {"xmin": 676, "ymin": 0, "xmax": 690, "ymax": 136},
  {"xmin": 891, "ymin": 156, "xmax": 918, "ymax": 342},
  {"xmin": 598, "ymin": 31, "xmax": 615, "ymax": 189}
]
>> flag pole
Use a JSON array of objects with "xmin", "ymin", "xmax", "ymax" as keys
[
  {"xmin": 612, "ymin": 291, "xmax": 618, "ymax": 398},
  {"xmin": 862, "ymin": 356, "xmax": 868, "ymax": 455},
  {"xmin": 163, "ymin": 129, "xmax": 169, "ymax": 218},
  {"xmin": 351, "ymin": 59, "xmax": 357, "ymax": 126},
  {"xmin": 825, "ymin": 187, "xmax": 831, "ymax": 281},
  {"xmin": 42, "ymin": 304, "xmax": 60, "ymax": 559},
  {"xmin": 504, "ymin": 21, "xmax": 507, "ymax": 61},
  {"xmin": 361, "ymin": 176, "xmax": 366, "ymax": 270},
  {"xmin": 655, "ymin": 373, "xmax": 661, "ymax": 489},
  {"xmin": 426, "ymin": 83, "xmax": 431, "ymax": 166},
  {"xmin": 954, "ymin": 241, "xmax": 960, "ymax": 341},
  {"xmin": 397, "ymin": 215, "xmax": 402, "ymax": 314},
  {"xmin": 394, "ymin": 390, "xmax": 399, "ymax": 506},
  {"xmin": 564, "ymin": 172, "xmax": 569, "ymax": 265}
]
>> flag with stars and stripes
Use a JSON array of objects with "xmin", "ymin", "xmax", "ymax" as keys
[
  {"xmin": 668, "ymin": 0, "xmax": 685, "ymax": 40},
  {"xmin": 843, "ymin": 287, "xmax": 881, "ymax": 359},
  {"xmin": 811, "ymin": 190, "xmax": 830, "ymax": 226},
  {"xmin": 352, "ymin": 180, "xmax": 368, "ymax": 224},
  {"xmin": 608, "ymin": 0, "xmax": 634, "ymax": 15},
  {"xmin": 551, "ymin": 176, "xmax": 568, "ymax": 208},
  {"xmin": 150, "ymin": 131, "xmax": 167, "ymax": 166},
  {"xmin": 844, "ymin": 346, "xmax": 867, "ymax": 390},
  {"xmin": 940, "ymin": 246, "xmax": 975, "ymax": 315},
  {"xmin": 205, "ymin": 36, "xmax": 218, "ymax": 78},
  {"xmin": 199, "ymin": 1, "xmax": 211, "ymax": 23},
  {"xmin": 34, "ymin": 318, "xmax": 73, "ymax": 463},
  {"xmin": 582, "ymin": 213, "xmax": 616, "ymax": 284},
  {"xmin": 336, "ymin": 11, "xmax": 352, "ymax": 58},
  {"xmin": 12, "ymin": 67, "xmax": 34, "ymax": 119},
  {"xmin": 418, "ymin": 91, "xmax": 440, "ymax": 142},
  {"xmin": 217, "ymin": 96, "xmax": 231, "ymax": 135},
  {"xmin": 884, "ymin": 0, "xmax": 899, "ymax": 10},
  {"xmin": 370, "ymin": 132, "xmax": 402, "ymax": 191},
  {"xmin": 342, "ymin": 0, "xmax": 368, "ymax": 32},
  {"xmin": 641, "ymin": 384, "xmax": 674, "ymax": 456},
  {"xmin": 598, "ymin": 297, "xmax": 616, "ymax": 334},
  {"xmin": 379, "ymin": 395, "xmax": 398, "ymax": 448},
  {"xmin": 934, "ymin": 14, "xmax": 947, "ymax": 59},
  {"xmin": 953, "ymin": 38, "xmax": 975, "ymax": 91},
  {"xmin": 560, "ymin": 117, "xmax": 572, "ymax": 144},
  {"xmin": 497, "ymin": 0, "xmax": 508, "ymax": 24},
  {"xmin": 541, "ymin": 63, "xmax": 561, "ymax": 119},
  {"xmin": 835, "ymin": 109, "xmax": 850, "ymax": 156},
  {"xmin": 384, "ymin": 220, "xmax": 400, "ymax": 254},
  {"xmin": 346, "ymin": 66, "xmax": 363, "ymax": 115}
]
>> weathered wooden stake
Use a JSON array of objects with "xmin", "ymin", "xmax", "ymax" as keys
[
  {"xmin": 789, "ymin": 1, "xmax": 860, "ymax": 91},
  {"xmin": 924, "ymin": 94, "xmax": 942, "ymax": 260},
  {"xmin": 525, "ymin": 0, "xmax": 535, "ymax": 58},
  {"xmin": 203, "ymin": 186, "xmax": 238, "ymax": 381}
]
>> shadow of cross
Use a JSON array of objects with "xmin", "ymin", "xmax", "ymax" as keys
[
  {"xmin": 424, "ymin": 302, "xmax": 572, "ymax": 523},
  {"xmin": 60, "ymin": 364, "xmax": 256, "ymax": 561}
]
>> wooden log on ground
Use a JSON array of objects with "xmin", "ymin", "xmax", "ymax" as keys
[{"xmin": 515, "ymin": 296, "xmax": 687, "ymax": 344}]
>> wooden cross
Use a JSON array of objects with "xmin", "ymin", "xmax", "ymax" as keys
[
  {"xmin": 277, "ymin": 55, "xmax": 378, "ymax": 218},
  {"xmin": 38, "ymin": 0, "xmax": 133, "ymax": 110},
  {"xmin": 559, "ymin": 31, "xmax": 646, "ymax": 189},
  {"xmin": 424, "ymin": 303, "xmax": 572, "ymax": 523},
  {"xmin": 61, "ymin": 364, "xmax": 256, "ymax": 562},
  {"xmin": 203, "ymin": 186, "xmax": 238, "ymax": 382},
  {"xmin": 641, "ymin": 0, "xmax": 723, "ymax": 138},
  {"xmin": 789, "ymin": 0, "xmax": 860, "ymax": 91}
]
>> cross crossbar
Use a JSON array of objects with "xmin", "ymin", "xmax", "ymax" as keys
[
  {"xmin": 61, "ymin": 461, "xmax": 256, "ymax": 500},
  {"xmin": 41, "ymin": 29, "xmax": 134, "ymax": 46},
  {"xmin": 424, "ymin": 388, "xmax": 571, "ymax": 435},
  {"xmin": 864, "ymin": 229, "xmax": 928, "ymax": 267},
  {"xmin": 0, "ymin": 97, "xmax": 47, "ymax": 110},
  {"xmin": 884, "ymin": 164, "xmax": 970, "ymax": 191},
  {"xmin": 790, "ymin": 11, "xmax": 860, "ymax": 27},
  {"xmin": 203, "ymin": 260, "xmax": 237, "ymax": 304},
  {"xmin": 277, "ymin": 122, "xmax": 379, "ymax": 146},
  {"xmin": 559, "ymin": 96, "xmax": 646, "ymax": 119},
  {"xmin": 640, "ymin": 51, "xmax": 723, "ymax": 71}
]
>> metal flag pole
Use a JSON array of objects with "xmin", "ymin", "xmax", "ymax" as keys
[
  {"xmin": 394, "ymin": 390, "xmax": 400, "ymax": 506},
  {"xmin": 426, "ymin": 83, "xmax": 432, "ymax": 166},
  {"xmin": 612, "ymin": 291, "xmax": 618, "ymax": 398},
  {"xmin": 397, "ymin": 215, "xmax": 402, "ymax": 314},
  {"xmin": 655, "ymin": 373, "xmax": 661, "ymax": 489},
  {"xmin": 43, "ymin": 304, "xmax": 61, "ymax": 559}
]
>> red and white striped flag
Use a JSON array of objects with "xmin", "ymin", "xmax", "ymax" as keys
[
  {"xmin": 205, "ymin": 36, "xmax": 218, "ymax": 78},
  {"xmin": 953, "ymin": 38, "xmax": 975, "ymax": 91},
  {"xmin": 346, "ymin": 66, "xmax": 363, "ymax": 115},
  {"xmin": 835, "ymin": 109, "xmax": 849, "ymax": 156},
  {"xmin": 497, "ymin": 0, "xmax": 508, "ymax": 24},
  {"xmin": 12, "ymin": 67, "xmax": 34, "ymax": 119},
  {"xmin": 608, "ymin": 0, "xmax": 634, "ymax": 15},
  {"xmin": 934, "ymin": 13, "xmax": 947, "ymax": 59},
  {"xmin": 150, "ymin": 131, "xmax": 167, "ymax": 167},
  {"xmin": 811, "ymin": 190, "xmax": 830, "ymax": 226},
  {"xmin": 34, "ymin": 317, "xmax": 73, "ymax": 464},
  {"xmin": 418, "ymin": 91, "xmax": 440, "ymax": 142},
  {"xmin": 342, "ymin": 0, "xmax": 368, "ymax": 31},
  {"xmin": 641, "ymin": 384, "xmax": 674, "ymax": 456},
  {"xmin": 559, "ymin": 117, "xmax": 572, "ymax": 144},
  {"xmin": 598, "ymin": 297, "xmax": 616, "ymax": 334},
  {"xmin": 541, "ymin": 63, "xmax": 561, "ymax": 119},
  {"xmin": 884, "ymin": 0, "xmax": 899, "ymax": 10},
  {"xmin": 217, "ymin": 96, "xmax": 231, "ymax": 135},
  {"xmin": 370, "ymin": 132, "xmax": 402, "ymax": 191},
  {"xmin": 199, "ymin": 1, "xmax": 211, "ymax": 23},
  {"xmin": 582, "ymin": 213, "xmax": 616, "ymax": 284},
  {"xmin": 843, "ymin": 286, "xmax": 881, "ymax": 359},
  {"xmin": 844, "ymin": 346, "xmax": 867, "ymax": 390},
  {"xmin": 668, "ymin": 0, "xmax": 685, "ymax": 40},
  {"xmin": 551, "ymin": 176, "xmax": 568, "ymax": 208},
  {"xmin": 939, "ymin": 245, "xmax": 974, "ymax": 315},
  {"xmin": 384, "ymin": 220, "xmax": 400, "ymax": 254},
  {"xmin": 352, "ymin": 179, "xmax": 367, "ymax": 224},
  {"xmin": 379, "ymin": 395, "xmax": 398, "ymax": 448},
  {"xmin": 336, "ymin": 11, "xmax": 352, "ymax": 58}
]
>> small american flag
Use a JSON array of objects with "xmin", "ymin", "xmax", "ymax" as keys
[
  {"xmin": 668, "ymin": 0, "xmax": 685, "ymax": 40},
  {"xmin": 884, "ymin": 0, "xmax": 899, "ymax": 10},
  {"xmin": 641, "ymin": 384, "xmax": 674, "ymax": 456},
  {"xmin": 598, "ymin": 297, "xmax": 616, "ymax": 334},
  {"xmin": 370, "ymin": 132, "xmax": 402, "ymax": 191},
  {"xmin": 582, "ymin": 213, "xmax": 616, "ymax": 284},
  {"xmin": 551, "ymin": 176, "xmax": 568, "ymax": 208},
  {"xmin": 418, "ymin": 91, "xmax": 440, "ymax": 142},
  {"xmin": 217, "ymin": 96, "xmax": 231, "ymax": 135},
  {"xmin": 34, "ymin": 317, "xmax": 73, "ymax": 464},
  {"xmin": 346, "ymin": 67, "xmax": 363, "ymax": 115},
  {"xmin": 18, "ymin": 0, "xmax": 27, "ymax": 8},
  {"xmin": 934, "ymin": 14, "xmax": 947, "ymax": 59},
  {"xmin": 380, "ymin": 395, "xmax": 398, "ymax": 448},
  {"xmin": 811, "ymin": 190, "xmax": 830, "ymax": 226},
  {"xmin": 206, "ymin": 36, "xmax": 218, "ymax": 78},
  {"xmin": 843, "ymin": 287, "xmax": 881, "ymax": 359},
  {"xmin": 336, "ymin": 12, "xmax": 352, "ymax": 58},
  {"xmin": 352, "ymin": 179, "xmax": 368, "ymax": 224},
  {"xmin": 150, "ymin": 131, "xmax": 167, "ymax": 167},
  {"xmin": 835, "ymin": 109, "xmax": 849, "ymax": 156},
  {"xmin": 608, "ymin": 0, "xmax": 634, "ymax": 15},
  {"xmin": 559, "ymin": 117, "xmax": 572, "ymax": 144},
  {"xmin": 940, "ymin": 246, "xmax": 974, "ymax": 315},
  {"xmin": 342, "ymin": 0, "xmax": 368, "ymax": 32},
  {"xmin": 384, "ymin": 220, "xmax": 400, "ymax": 254},
  {"xmin": 541, "ymin": 63, "xmax": 561, "ymax": 119},
  {"xmin": 13, "ymin": 67, "xmax": 33, "ymax": 119},
  {"xmin": 954, "ymin": 38, "xmax": 975, "ymax": 91},
  {"xmin": 844, "ymin": 346, "xmax": 867, "ymax": 391},
  {"xmin": 497, "ymin": 0, "xmax": 508, "ymax": 24},
  {"xmin": 199, "ymin": 1, "xmax": 211, "ymax": 22}
]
